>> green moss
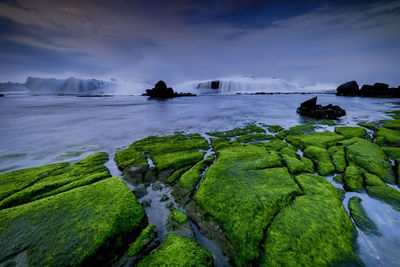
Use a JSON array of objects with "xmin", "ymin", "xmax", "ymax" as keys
[
  {"xmin": 365, "ymin": 185, "xmax": 400, "ymax": 211},
  {"xmin": 166, "ymin": 167, "xmax": 191, "ymax": 185},
  {"xmin": 206, "ymin": 124, "xmax": 265, "ymax": 138},
  {"xmin": 128, "ymin": 224, "xmax": 157, "ymax": 257},
  {"xmin": 178, "ymin": 155, "xmax": 215, "ymax": 192},
  {"xmin": 282, "ymin": 154, "xmax": 313, "ymax": 174},
  {"xmin": 328, "ymin": 146, "xmax": 347, "ymax": 172},
  {"xmin": 0, "ymin": 153, "xmax": 111, "ymax": 209},
  {"xmin": 194, "ymin": 144, "xmax": 300, "ymax": 265},
  {"xmin": 303, "ymin": 146, "xmax": 335, "ymax": 176},
  {"xmin": 376, "ymin": 128, "xmax": 400, "ymax": 147},
  {"xmin": 379, "ymin": 118, "xmax": 400, "ymax": 130},
  {"xmin": 348, "ymin": 197, "xmax": 380, "ymax": 236},
  {"xmin": 137, "ymin": 234, "xmax": 213, "ymax": 266},
  {"xmin": 357, "ymin": 122, "xmax": 377, "ymax": 130},
  {"xmin": 343, "ymin": 166, "xmax": 365, "ymax": 192},
  {"xmin": 280, "ymin": 146, "xmax": 298, "ymax": 157},
  {"xmin": 171, "ymin": 208, "xmax": 188, "ymax": 224},
  {"xmin": 334, "ymin": 127, "xmax": 367, "ymax": 139},
  {"xmin": 0, "ymin": 177, "xmax": 147, "ymax": 266},
  {"xmin": 381, "ymin": 147, "xmax": 400, "ymax": 159},
  {"xmin": 333, "ymin": 174, "xmax": 343, "ymax": 184},
  {"xmin": 317, "ymin": 119, "xmax": 336, "ymax": 126},
  {"xmin": 364, "ymin": 173, "xmax": 385, "ymax": 186},
  {"xmin": 300, "ymin": 157, "xmax": 315, "ymax": 173},
  {"xmin": 345, "ymin": 139, "xmax": 395, "ymax": 184},
  {"xmin": 285, "ymin": 131, "xmax": 344, "ymax": 149},
  {"xmin": 262, "ymin": 174, "xmax": 358, "ymax": 266},
  {"xmin": 257, "ymin": 138, "xmax": 288, "ymax": 151},
  {"xmin": 276, "ymin": 125, "xmax": 316, "ymax": 139},
  {"xmin": 267, "ymin": 125, "xmax": 283, "ymax": 133},
  {"xmin": 236, "ymin": 133, "xmax": 274, "ymax": 143},
  {"xmin": 115, "ymin": 134, "xmax": 208, "ymax": 173}
]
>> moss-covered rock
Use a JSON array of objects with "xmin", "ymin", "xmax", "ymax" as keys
[
  {"xmin": 166, "ymin": 166, "xmax": 191, "ymax": 185},
  {"xmin": 257, "ymin": 138, "xmax": 288, "ymax": 151},
  {"xmin": 344, "ymin": 138, "xmax": 395, "ymax": 184},
  {"xmin": 280, "ymin": 146, "xmax": 298, "ymax": 157},
  {"xmin": 365, "ymin": 185, "xmax": 400, "ymax": 211},
  {"xmin": 115, "ymin": 134, "xmax": 208, "ymax": 177},
  {"xmin": 276, "ymin": 125, "xmax": 315, "ymax": 139},
  {"xmin": 357, "ymin": 122, "xmax": 377, "ymax": 130},
  {"xmin": 286, "ymin": 131, "xmax": 344, "ymax": 149},
  {"xmin": 0, "ymin": 153, "xmax": 111, "ymax": 209},
  {"xmin": 335, "ymin": 127, "xmax": 367, "ymax": 139},
  {"xmin": 178, "ymin": 155, "xmax": 214, "ymax": 192},
  {"xmin": 236, "ymin": 133, "xmax": 274, "ymax": 143},
  {"xmin": 328, "ymin": 145, "xmax": 347, "ymax": 172},
  {"xmin": 348, "ymin": 197, "xmax": 380, "ymax": 236},
  {"xmin": 128, "ymin": 224, "xmax": 158, "ymax": 257},
  {"xmin": 282, "ymin": 154, "xmax": 313, "ymax": 174},
  {"xmin": 171, "ymin": 208, "xmax": 188, "ymax": 224},
  {"xmin": 376, "ymin": 128, "xmax": 400, "ymax": 147},
  {"xmin": 303, "ymin": 146, "xmax": 335, "ymax": 176},
  {"xmin": 0, "ymin": 177, "xmax": 147, "ymax": 266},
  {"xmin": 343, "ymin": 166, "xmax": 365, "ymax": 192},
  {"xmin": 364, "ymin": 173, "xmax": 385, "ymax": 186},
  {"xmin": 137, "ymin": 234, "xmax": 213, "ymax": 266},
  {"xmin": 381, "ymin": 147, "xmax": 400, "ymax": 159},
  {"xmin": 262, "ymin": 174, "xmax": 359, "ymax": 266},
  {"xmin": 267, "ymin": 125, "xmax": 283, "ymax": 133},
  {"xmin": 206, "ymin": 124, "xmax": 265, "ymax": 138}
]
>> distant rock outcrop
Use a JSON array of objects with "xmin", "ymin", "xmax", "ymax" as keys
[
  {"xmin": 143, "ymin": 81, "xmax": 196, "ymax": 98},
  {"xmin": 336, "ymin": 81, "xmax": 400, "ymax": 97},
  {"xmin": 297, "ymin": 97, "xmax": 346, "ymax": 119}
]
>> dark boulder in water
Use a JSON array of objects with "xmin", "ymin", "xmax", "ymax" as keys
[
  {"xmin": 297, "ymin": 97, "xmax": 346, "ymax": 119},
  {"xmin": 336, "ymin": 81, "xmax": 359, "ymax": 96},
  {"xmin": 336, "ymin": 81, "xmax": 400, "ymax": 97},
  {"xmin": 211, "ymin": 80, "xmax": 220, "ymax": 89},
  {"xmin": 0, "ymin": 94, "xmax": 4, "ymax": 97},
  {"xmin": 143, "ymin": 80, "xmax": 196, "ymax": 98}
]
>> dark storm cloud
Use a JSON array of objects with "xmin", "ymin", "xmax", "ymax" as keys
[{"xmin": 0, "ymin": 0, "xmax": 399, "ymax": 85}]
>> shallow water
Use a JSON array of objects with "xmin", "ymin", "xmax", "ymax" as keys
[{"xmin": 1, "ymin": 94, "xmax": 399, "ymax": 266}]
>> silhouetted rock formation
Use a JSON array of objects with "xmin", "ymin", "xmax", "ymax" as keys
[
  {"xmin": 336, "ymin": 81, "xmax": 400, "ymax": 97},
  {"xmin": 297, "ymin": 97, "xmax": 346, "ymax": 119},
  {"xmin": 0, "ymin": 94, "xmax": 4, "ymax": 97},
  {"xmin": 211, "ymin": 80, "xmax": 220, "ymax": 89},
  {"xmin": 336, "ymin": 81, "xmax": 359, "ymax": 96},
  {"xmin": 143, "ymin": 80, "xmax": 196, "ymax": 98}
]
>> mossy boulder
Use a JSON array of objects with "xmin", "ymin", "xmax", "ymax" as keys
[
  {"xmin": 285, "ymin": 131, "xmax": 344, "ymax": 149},
  {"xmin": 334, "ymin": 126, "xmax": 367, "ymax": 139},
  {"xmin": 328, "ymin": 145, "xmax": 347, "ymax": 172},
  {"xmin": 194, "ymin": 144, "xmax": 301, "ymax": 265},
  {"xmin": 0, "ymin": 177, "xmax": 147, "ymax": 266},
  {"xmin": 262, "ymin": 174, "xmax": 359, "ymax": 266},
  {"xmin": 348, "ymin": 197, "xmax": 380, "ymax": 236},
  {"xmin": 343, "ymin": 166, "xmax": 365, "ymax": 192},
  {"xmin": 178, "ymin": 155, "xmax": 214, "ymax": 192},
  {"xmin": 128, "ymin": 224, "xmax": 158, "ymax": 257},
  {"xmin": 381, "ymin": 147, "xmax": 400, "ymax": 159},
  {"xmin": 236, "ymin": 133, "xmax": 274, "ymax": 143},
  {"xmin": 276, "ymin": 125, "xmax": 315, "ymax": 139},
  {"xmin": 344, "ymin": 138, "xmax": 395, "ymax": 184},
  {"xmin": 365, "ymin": 185, "xmax": 400, "ymax": 211},
  {"xmin": 171, "ymin": 208, "xmax": 188, "ymax": 224},
  {"xmin": 0, "ymin": 153, "xmax": 111, "ymax": 209},
  {"xmin": 376, "ymin": 128, "xmax": 400, "ymax": 147},
  {"xmin": 137, "ymin": 234, "xmax": 213, "ymax": 266},
  {"xmin": 357, "ymin": 122, "xmax": 377, "ymax": 130},
  {"xmin": 267, "ymin": 125, "xmax": 283, "ymax": 133},
  {"xmin": 257, "ymin": 138, "xmax": 288, "ymax": 151},
  {"xmin": 303, "ymin": 146, "xmax": 335, "ymax": 176},
  {"xmin": 206, "ymin": 124, "xmax": 265, "ymax": 138},
  {"xmin": 282, "ymin": 154, "xmax": 313, "ymax": 174}
]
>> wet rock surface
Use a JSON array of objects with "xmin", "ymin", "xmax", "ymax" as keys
[
  {"xmin": 143, "ymin": 80, "xmax": 196, "ymax": 98},
  {"xmin": 297, "ymin": 96, "xmax": 346, "ymax": 119},
  {"xmin": 336, "ymin": 80, "xmax": 400, "ymax": 97}
]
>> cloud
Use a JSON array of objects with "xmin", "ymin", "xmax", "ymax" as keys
[{"xmin": 0, "ymin": 0, "xmax": 399, "ymax": 85}]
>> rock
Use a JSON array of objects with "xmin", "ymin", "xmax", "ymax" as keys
[
  {"xmin": 0, "ymin": 94, "xmax": 4, "ymax": 97},
  {"xmin": 151, "ymin": 182, "xmax": 162, "ymax": 191},
  {"xmin": 210, "ymin": 80, "xmax": 220, "ymax": 89},
  {"xmin": 160, "ymin": 194, "xmax": 169, "ymax": 202},
  {"xmin": 141, "ymin": 198, "xmax": 152, "ymax": 207},
  {"xmin": 133, "ymin": 184, "xmax": 148, "ymax": 198},
  {"xmin": 143, "ymin": 80, "xmax": 196, "ymax": 98},
  {"xmin": 166, "ymin": 202, "xmax": 174, "ymax": 209},
  {"xmin": 336, "ymin": 81, "xmax": 359, "ymax": 96},
  {"xmin": 297, "ymin": 97, "xmax": 346, "ymax": 119}
]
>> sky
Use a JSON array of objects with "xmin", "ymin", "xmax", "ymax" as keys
[{"xmin": 0, "ymin": 0, "xmax": 400, "ymax": 86}]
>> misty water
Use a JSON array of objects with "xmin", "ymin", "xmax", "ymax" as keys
[{"xmin": 1, "ymin": 93, "xmax": 400, "ymax": 266}]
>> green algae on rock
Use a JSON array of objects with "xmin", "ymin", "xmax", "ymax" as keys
[
  {"xmin": 334, "ymin": 126, "xmax": 367, "ymax": 139},
  {"xmin": 285, "ymin": 131, "xmax": 344, "ymax": 149},
  {"xmin": 236, "ymin": 133, "xmax": 274, "ymax": 143},
  {"xmin": 281, "ymin": 154, "xmax": 314, "ymax": 174},
  {"xmin": 194, "ymin": 144, "xmax": 301, "ymax": 265},
  {"xmin": 348, "ymin": 197, "xmax": 380, "ymax": 236},
  {"xmin": 328, "ymin": 145, "xmax": 347, "ymax": 172},
  {"xmin": 0, "ymin": 177, "xmax": 147, "ymax": 266},
  {"xmin": 303, "ymin": 146, "xmax": 335, "ymax": 176},
  {"xmin": 343, "ymin": 166, "xmax": 365, "ymax": 192},
  {"xmin": 376, "ymin": 128, "xmax": 400, "ymax": 147},
  {"xmin": 357, "ymin": 122, "xmax": 377, "ymax": 130},
  {"xmin": 137, "ymin": 234, "xmax": 213, "ymax": 267},
  {"xmin": 128, "ymin": 224, "xmax": 158, "ymax": 257},
  {"xmin": 262, "ymin": 174, "xmax": 359, "ymax": 266},
  {"xmin": 344, "ymin": 138, "xmax": 395, "ymax": 184},
  {"xmin": 0, "ymin": 152, "xmax": 111, "ymax": 209},
  {"xmin": 171, "ymin": 208, "xmax": 188, "ymax": 224},
  {"xmin": 206, "ymin": 124, "xmax": 265, "ymax": 138},
  {"xmin": 267, "ymin": 125, "xmax": 283, "ymax": 133},
  {"xmin": 365, "ymin": 185, "xmax": 400, "ymax": 211},
  {"xmin": 276, "ymin": 124, "xmax": 315, "ymax": 139}
]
